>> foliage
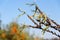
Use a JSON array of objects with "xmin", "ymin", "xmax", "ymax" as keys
[{"xmin": 0, "ymin": 22, "xmax": 44, "ymax": 40}]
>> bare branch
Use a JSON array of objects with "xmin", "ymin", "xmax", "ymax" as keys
[
  {"xmin": 27, "ymin": 15, "xmax": 38, "ymax": 26},
  {"xmin": 35, "ymin": 5, "xmax": 60, "ymax": 31},
  {"xmin": 28, "ymin": 25, "xmax": 60, "ymax": 38}
]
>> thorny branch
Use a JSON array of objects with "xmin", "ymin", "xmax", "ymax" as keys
[
  {"xmin": 18, "ymin": 4, "xmax": 60, "ymax": 38},
  {"xmin": 27, "ymin": 15, "xmax": 60, "ymax": 38},
  {"xmin": 35, "ymin": 5, "xmax": 60, "ymax": 30},
  {"xmin": 27, "ymin": 5, "xmax": 60, "ymax": 37},
  {"xmin": 28, "ymin": 22, "xmax": 60, "ymax": 38}
]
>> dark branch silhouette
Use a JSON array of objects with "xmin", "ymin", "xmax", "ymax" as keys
[
  {"xmin": 27, "ymin": 14, "xmax": 60, "ymax": 38},
  {"xmin": 35, "ymin": 5, "xmax": 60, "ymax": 31},
  {"xmin": 27, "ymin": 4, "xmax": 60, "ymax": 37}
]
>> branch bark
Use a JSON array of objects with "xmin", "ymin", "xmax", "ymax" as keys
[
  {"xmin": 27, "ymin": 15, "xmax": 38, "ymax": 26},
  {"xmin": 29, "ymin": 25, "xmax": 60, "ymax": 38},
  {"xmin": 35, "ymin": 5, "xmax": 60, "ymax": 31}
]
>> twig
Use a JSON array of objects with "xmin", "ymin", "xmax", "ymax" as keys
[
  {"xmin": 35, "ymin": 5, "xmax": 60, "ymax": 30},
  {"xmin": 27, "ymin": 14, "xmax": 60, "ymax": 37},
  {"xmin": 47, "ymin": 17, "xmax": 60, "ymax": 27},
  {"xmin": 27, "ymin": 15, "xmax": 38, "ymax": 26},
  {"xmin": 29, "ymin": 25, "xmax": 60, "ymax": 38},
  {"xmin": 38, "ymin": 18, "xmax": 60, "ymax": 32},
  {"xmin": 42, "ymin": 22, "xmax": 60, "ymax": 32}
]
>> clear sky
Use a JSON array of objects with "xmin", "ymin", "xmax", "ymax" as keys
[{"xmin": 0, "ymin": 0, "xmax": 60, "ymax": 39}]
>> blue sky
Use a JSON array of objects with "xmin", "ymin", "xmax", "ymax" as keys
[{"xmin": 0, "ymin": 0, "xmax": 60, "ymax": 39}]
